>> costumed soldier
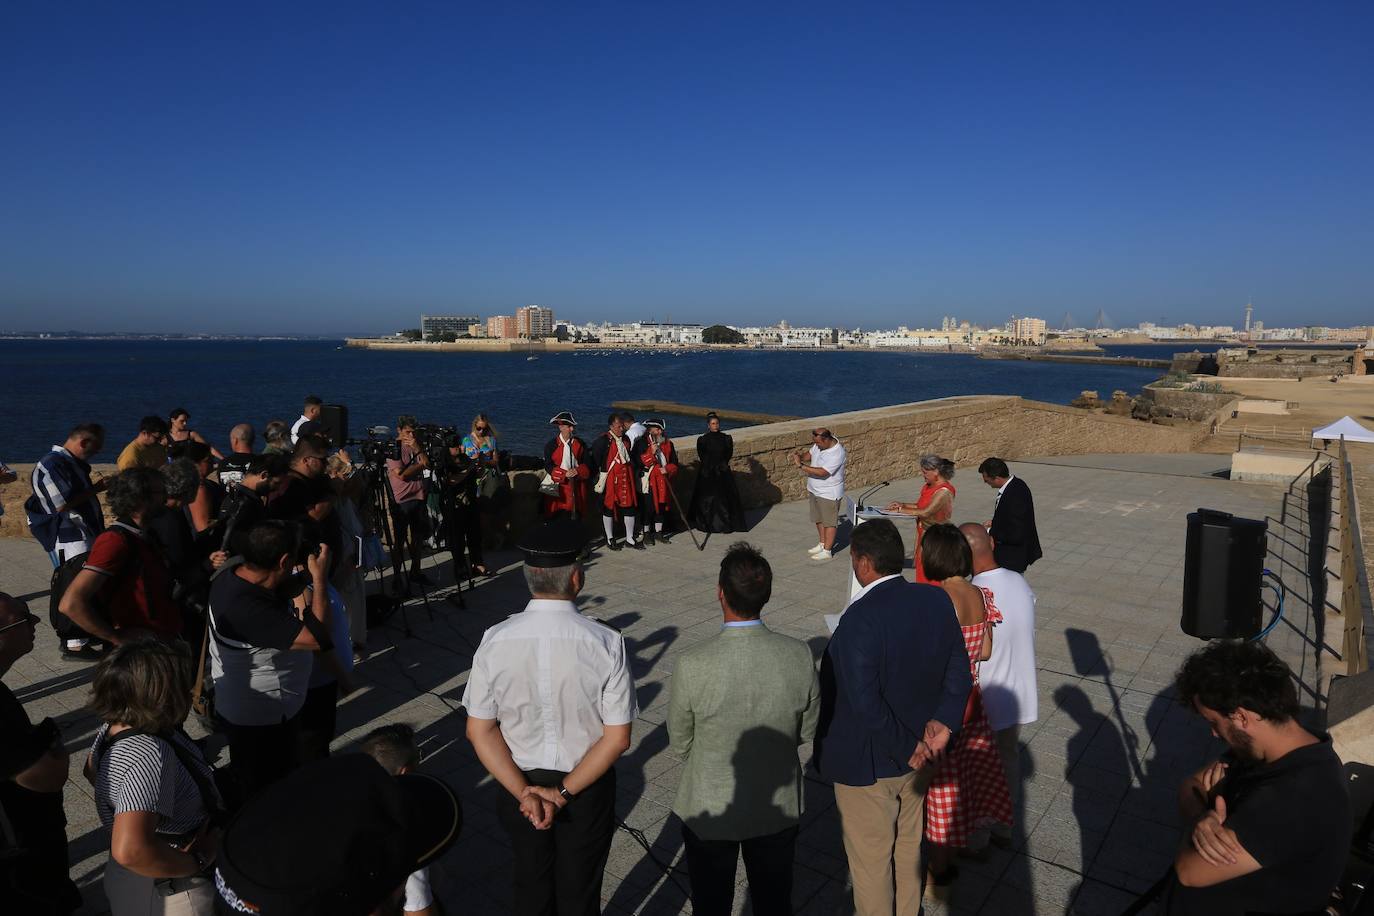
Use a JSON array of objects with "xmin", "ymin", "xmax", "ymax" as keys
[
  {"xmin": 462, "ymin": 519, "xmax": 637, "ymax": 916},
  {"xmin": 636, "ymin": 418, "xmax": 679, "ymax": 545},
  {"xmin": 541, "ymin": 412, "xmax": 591, "ymax": 520},
  {"xmin": 590, "ymin": 413, "xmax": 642, "ymax": 550}
]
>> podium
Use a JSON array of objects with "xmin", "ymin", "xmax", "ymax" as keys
[{"xmin": 825, "ymin": 502, "xmax": 918, "ymax": 632}]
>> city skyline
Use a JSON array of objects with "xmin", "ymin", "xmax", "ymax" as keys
[{"xmin": 2, "ymin": 3, "xmax": 1371, "ymax": 334}]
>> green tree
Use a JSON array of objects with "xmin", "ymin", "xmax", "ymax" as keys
[
  {"xmin": 702, "ymin": 324, "xmax": 744, "ymax": 344},
  {"xmin": 400, "ymin": 328, "xmax": 422, "ymax": 340}
]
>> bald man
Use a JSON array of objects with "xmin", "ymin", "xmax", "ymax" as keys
[
  {"xmin": 219, "ymin": 423, "xmax": 258, "ymax": 488},
  {"xmin": 0, "ymin": 592, "xmax": 80, "ymax": 911},
  {"xmin": 960, "ymin": 522, "xmax": 1037, "ymax": 848}
]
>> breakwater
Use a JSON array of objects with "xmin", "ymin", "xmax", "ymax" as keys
[{"xmin": 981, "ymin": 350, "xmax": 1170, "ymax": 369}]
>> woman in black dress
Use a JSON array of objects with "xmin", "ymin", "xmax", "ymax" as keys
[{"xmin": 687, "ymin": 412, "xmax": 746, "ymax": 533}]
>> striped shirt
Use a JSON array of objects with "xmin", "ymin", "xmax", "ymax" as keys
[
  {"xmin": 90, "ymin": 725, "xmax": 215, "ymax": 836},
  {"xmin": 30, "ymin": 446, "xmax": 105, "ymax": 559}
]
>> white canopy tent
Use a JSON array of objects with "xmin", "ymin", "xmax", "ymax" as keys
[{"xmin": 1311, "ymin": 416, "xmax": 1374, "ymax": 444}]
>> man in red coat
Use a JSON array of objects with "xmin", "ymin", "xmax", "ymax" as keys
[
  {"xmin": 541, "ymin": 412, "xmax": 592, "ymax": 521},
  {"xmin": 636, "ymin": 419, "xmax": 679, "ymax": 545},
  {"xmin": 590, "ymin": 413, "xmax": 643, "ymax": 551}
]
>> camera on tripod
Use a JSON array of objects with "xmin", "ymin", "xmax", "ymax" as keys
[
  {"xmin": 413, "ymin": 423, "xmax": 462, "ymax": 474},
  {"xmin": 346, "ymin": 425, "xmax": 400, "ymax": 468}
]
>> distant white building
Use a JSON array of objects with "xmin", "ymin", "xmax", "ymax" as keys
[
  {"xmin": 516, "ymin": 305, "xmax": 555, "ymax": 338},
  {"xmin": 1007, "ymin": 316, "xmax": 1047, "ymax": 345}
]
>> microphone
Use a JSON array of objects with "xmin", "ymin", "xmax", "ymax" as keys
[{"xmin": 856, "ymin": 481, "xmax": 891, "ymax": 512}]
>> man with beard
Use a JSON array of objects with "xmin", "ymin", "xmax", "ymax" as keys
[
  {"xmin": 635, "ymin": 419, "xmax": 679, "ymax": 545},
  {"xmin": 590, "ymin": 413, "xmax": 642, "ymax": 551},
  {"xmin": 1161, "ymin": 640, "xmax": 1350, "ymax": 915}
]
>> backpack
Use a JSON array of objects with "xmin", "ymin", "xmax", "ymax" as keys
[{"xmin": 47, "ymin": 527, "xmax": 143, "ymax": 641}]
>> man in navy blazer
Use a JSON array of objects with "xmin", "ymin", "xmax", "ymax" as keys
[{"xmin": 813, "ymin": 519, "xmax": 971, "ymax": 916}]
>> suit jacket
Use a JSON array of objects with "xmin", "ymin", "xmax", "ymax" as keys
[
  {"xmin": 667, "ymin": 623, "xmax": 820, "ymax": 841},
  {"xmin": 812, "ymin": 577, "xmax": 972, "ymax": 788},
  {"xmin": 991, "ymin": 476, "xmax": 1042, "ymax": 573}
]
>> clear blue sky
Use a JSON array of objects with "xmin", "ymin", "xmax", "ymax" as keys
[{"xmin": 2, "ymin": 1, "xmax": 1370, "ymax": 334}]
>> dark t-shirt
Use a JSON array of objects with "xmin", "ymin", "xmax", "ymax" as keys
[
  {"xmin": 1164, "ymin": 735, "xmax": 1351, "ymax": 916},
  {"xmin": 208, "ymin": 570, "xmax": 302, "ymax": 651},
  {"xmin": 0, "ymin": 680, "xmax": 70, "ymax": 902},
  {"xmin": 268, "ymin": 472, "xmax": 342, "ymax": 568}
]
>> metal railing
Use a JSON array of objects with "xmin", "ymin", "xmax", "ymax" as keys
[{"xmin": 1337, "ymin": 435, "xmax": 1368, "ymax": 675}]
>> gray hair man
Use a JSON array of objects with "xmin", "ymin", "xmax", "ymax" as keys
[
  {"xmin": 462, "ymin": 519, "xmax": 636, "ymax": 916},
  {"xmin": 960, "ymin": 521, "xmax": 1038, "ymax": 850}
]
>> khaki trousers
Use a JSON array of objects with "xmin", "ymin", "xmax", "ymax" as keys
[{"xmin": 833, "ymin": 771, "xmax": 930, "ymax": 916}]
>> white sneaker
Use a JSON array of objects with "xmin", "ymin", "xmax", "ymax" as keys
[
  {"xmin": 811, "ymin": 549, "xmax": 833, "ymax": 561},
  {"xmin": 807, "ymin": 542, "xmax": 826, "ymax": 555}
]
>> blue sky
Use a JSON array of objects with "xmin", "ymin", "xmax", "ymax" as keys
[{"xmin": 1, "ymin": 2, "xmax": 1370, "ymax": 334}]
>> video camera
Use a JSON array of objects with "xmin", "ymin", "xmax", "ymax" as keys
[
  {"xmin": 346, "ymin": 426, "xmax": 400, "ymax": 468},
  {"xmin": 413, "ymin": 423, "xmax": 464, "ymax": 475}
]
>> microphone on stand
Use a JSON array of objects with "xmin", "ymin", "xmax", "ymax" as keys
[{"xmin": 856, "ymin": 481, "xmax": 891, "ymax": 512}]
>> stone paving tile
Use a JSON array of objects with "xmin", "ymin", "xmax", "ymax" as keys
[{"xmin": 0, "ymin": 452, "xmax": 1315, "ymax": 914}]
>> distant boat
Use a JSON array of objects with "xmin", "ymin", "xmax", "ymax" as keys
[{"xmin": 527, "ymin": 355, "xmax": 538, "ymax": 361}]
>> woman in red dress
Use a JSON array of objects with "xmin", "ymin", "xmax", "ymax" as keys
[
  {"xmin": 886, "ymin": 454, "xmax": 956, "ymax": 583},
  {"xmin": 917, "ymin": 523, "xmax": 1013, "ymax": 883}
]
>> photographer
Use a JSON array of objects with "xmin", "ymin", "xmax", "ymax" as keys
[
  {"xmin": 268, "ymin": 434, "xmax": 342, "ymax": 574},
  {"xmin": 206, "ymin": 520, "xmax": 335, "ymax": 798},
  {"xmin": 168, "ymin": 440, "xmax": 222, "ymax": 534},
  {"xmin": 148, "ymin": 459, "xmax": 224, "ymax": 653},
  {"xmin": 440, "ymin": 435, "xmax": 487, "ymax": 578},
  {"xmin": 216, "ymin": 454, "xmax": 285, "ymax": 557},
  {"xmin": 386, "ymin": 416, "xmax": 431, "ymax": 585}
]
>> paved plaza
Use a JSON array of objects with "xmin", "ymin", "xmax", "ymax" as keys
[{"xmin": 0, "ymin": 453, "xmax": 1318, "ymax": 915}]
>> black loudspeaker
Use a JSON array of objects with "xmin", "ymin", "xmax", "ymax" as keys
[
  {"xmin": 1180, "ymin": 508, "xmax": 1267, "ymax": 639},
  {"xmin": 317, "ymin": 404, "xmax": 349, "ymax": 446}
]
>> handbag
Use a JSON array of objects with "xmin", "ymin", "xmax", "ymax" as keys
[{"xmin": 479, "ymin": 470, "xmax": 502, "ymax": 500}]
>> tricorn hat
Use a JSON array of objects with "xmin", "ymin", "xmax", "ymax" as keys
[
  {"xmin": 549, "ymin": 411, "xmax": 577, "ymax": 426},
  {"xmin": 644, "ymin": 418, "xmax": 666, "ymax": 432}
]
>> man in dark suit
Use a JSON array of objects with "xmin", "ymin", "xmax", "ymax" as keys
[
  {"xmin": 813, "ymin": 519, "xmax": 971, "ymax": 916},
  {"xmin": 979, "ymin": 457, "xmax": 1043, "ymax": 573}
]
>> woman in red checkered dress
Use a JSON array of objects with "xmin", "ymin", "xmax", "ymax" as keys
[{"xmin": 918, "ymin": 523, "xmax": 1013, "ymax": 882}]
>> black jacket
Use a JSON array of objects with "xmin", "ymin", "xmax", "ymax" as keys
[{"xmin": 990, "ymin": 476, "xmax": 1042, "ymax": 573}]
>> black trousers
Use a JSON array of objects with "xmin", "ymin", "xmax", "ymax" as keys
[
  {"xmin": 222, "ymin": 712, "xmax": 301, "ymax": 802},
  {"xmin": 497, "ymin": 768, "xmax": 616, "ymax": 916},
  {"xmin": 681, "ymin": 821, "xmax": 798, "ymax": 916},
  {"xmin": 296, "ymin": 681, "xmax": 338, "ymax": 764}
]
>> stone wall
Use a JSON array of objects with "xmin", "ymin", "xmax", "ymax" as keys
[
  {"xmin": 0, "ymin": 396, "xmax": 1206, "ymax": 539},
  {"xmin": 670, "ymin": 395, "xmax": 1202, "ymax": 508},
  {"xmin": 1139, "ymin": 383, "xmax": 1237, "ymax": 422}
]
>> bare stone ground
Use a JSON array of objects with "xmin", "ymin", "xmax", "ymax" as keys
[{"xmin": 0, "ymin": 453, "xmax": 1316, "ymax": 915}]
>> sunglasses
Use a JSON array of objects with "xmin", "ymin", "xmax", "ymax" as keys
[{"xmin": 0, "ymin": 612, "xmax": 39, "ymax": 635}]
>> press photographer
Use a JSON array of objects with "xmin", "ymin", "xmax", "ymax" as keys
[
  {"xmin": 440, "ymin": 433, "xmax": 487, "ymax": 577},
  {"xmin": 386, "ymin": 416, "xmax": 432, "ymax": 586}
]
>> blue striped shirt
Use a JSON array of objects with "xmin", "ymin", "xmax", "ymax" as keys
[{"xmin": 30, "ymin": 446, "xmax": 105, "ymax": 559}]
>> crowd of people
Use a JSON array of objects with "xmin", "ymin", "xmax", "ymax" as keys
[{"xmin": 0, "ymin": 403, "xmax": 1356, "ymax": 916}]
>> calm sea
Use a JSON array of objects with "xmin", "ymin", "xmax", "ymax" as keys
[{"xmin": 0, "ymin": 340, "xmax": 1191, "ymax": 460}]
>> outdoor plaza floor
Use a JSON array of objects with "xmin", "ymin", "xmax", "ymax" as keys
[{"xmin": 0, "ymin": 452, "xmax": 1320, "ymax": 915}]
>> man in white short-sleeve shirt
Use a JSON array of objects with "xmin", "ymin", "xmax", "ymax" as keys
[
  {"xmin": 961, "ymin": 522, "xmax": 1037, "ymax": 847},
  {"xmin": 793, "ymin": 427, "xmax": 847, "ymax": 562},
  {"xmin": 462, "ymin": 518, "xmax": 637, "ymax": 916}
]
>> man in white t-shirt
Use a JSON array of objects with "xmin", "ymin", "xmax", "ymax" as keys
[
  {"xmin": 792, "ymin": 427, "xmax": 846, "ymax": 561},
  {"xmin": 961, "ymin": 522, "xmax": 1037, "ymax": 847}
]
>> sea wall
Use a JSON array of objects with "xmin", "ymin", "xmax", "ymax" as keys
[
  {"xmin": 0, "ymin": 396, "xmax": 1207, "ymax": 541},
  {"xmin": 669, "ymin": 395, "xmax": 1203, "ymax": 508},
  {"xmin": 1138, "ymin": 383, "xmax": 1237, "ymax": 422}
]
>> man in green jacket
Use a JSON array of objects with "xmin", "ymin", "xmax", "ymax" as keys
[{"xmin": 667, "ymin": 542, "xmax": 821, "ymax": 916}]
